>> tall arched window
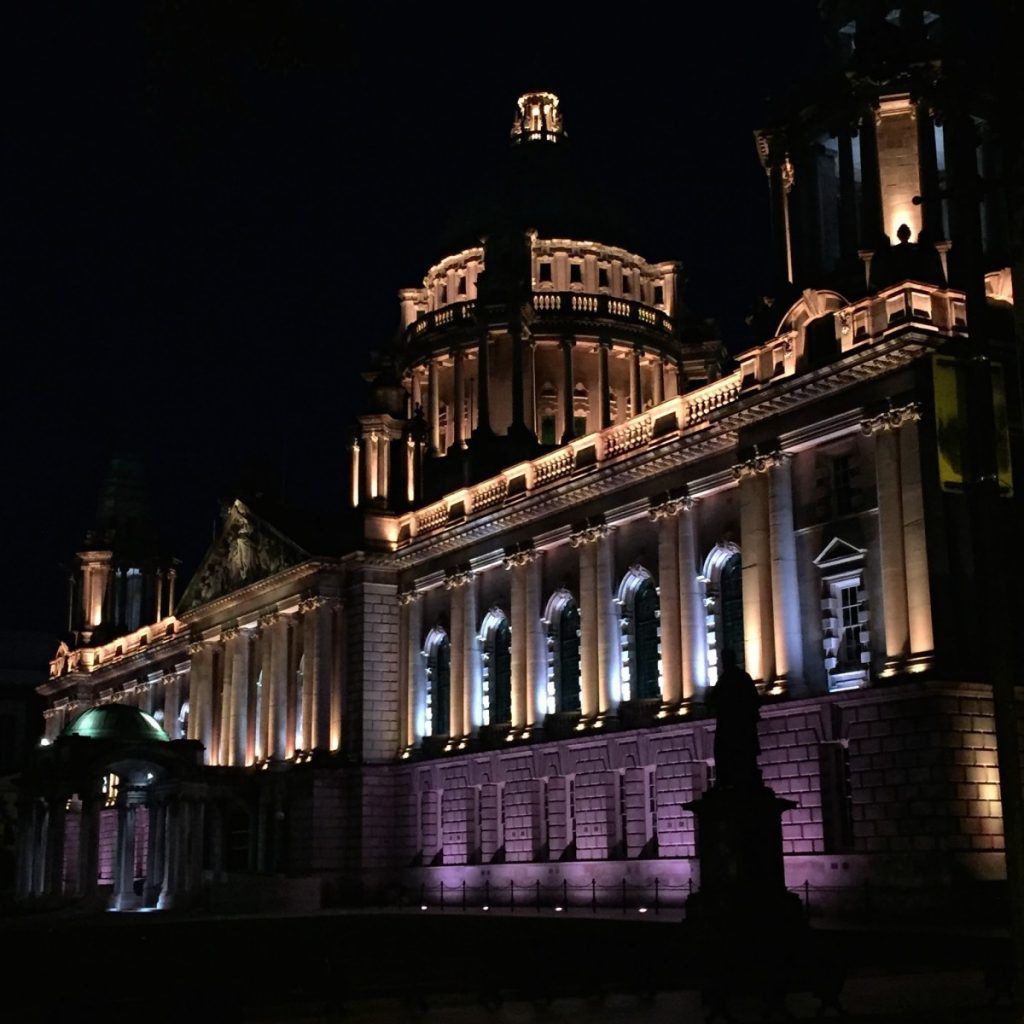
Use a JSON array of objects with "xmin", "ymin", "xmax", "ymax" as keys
[
  {"xmin": 702, "ymin": 543, "xmax": 744, "ymax": 685},
  {"xmin": 480, "ymin": 609, "xmax": 512, "ymax": 726},
  {"xmin": 544, "ymin": 590, "xmax": 581, "ymax": 714},
  {"xmin": 424, "ymin": 627, "xmax": 451, "ymax": 737},
  {"xmin": 618, "ymin": 566, "xmax": 661, "ymax": 702}
]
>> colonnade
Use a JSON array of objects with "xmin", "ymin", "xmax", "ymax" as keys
[
  {"xmin": 15, "ymin": 784, "xmax": 209, "ymax": 911},
  {"xmin": 187, "ymin": 596, "xmax": 340, "ymax": 766},
  {"xmin": 862, "ymin": 403, "xmax": 934, "ymax": 670},
  {"xmin": 404, "ymin": 336, "xmax": 680, "ymax": 457},
  {"xmin": 399, "ymin": 501, "xmax": 712, "ymax": 751}
]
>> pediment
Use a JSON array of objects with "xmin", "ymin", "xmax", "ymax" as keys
[
  {"xmin": 813, "ymin": 535, "xmax": 866, "ymax": 570},
  {"xmin": 177, "ymin": 499, "xmax": 309, "ymax": 612}
]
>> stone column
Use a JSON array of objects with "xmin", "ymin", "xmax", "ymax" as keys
[
  {"xmin": 510, "ymin": 325, "xmax": 526, "ymax": 434},
  {"xmin": 366, "ymin": 431, "xmax": 379, "ymax": 501},
  {"xmin": 652, "ymin": 359, "xmax": 665, "ymax": 406},
  {"xmin": 266, "ymin": 615, "xmax": 290, "ymax": 759},
  {"xmin": 571, "ymin": 525, "xmax": 608, "ymax": 721},
  {"xmin": 167, "ymin": 567, "xmax": 177, "ymax": 613},
  {"xmin": 301, "ymin": 596, "xmax": 333, "ymax": 752},
  {"xmin": 768, "ymin": 455, "xmax": 804, "ymax": 693},
  {"xmin": 376, "ymin": 432, "xmax": 390, "ymax": 504},
  {"xmin": 77, "ymin": 795, "xmax": 100, "ymax": 900},
  {"xmin": 476, "ymin": 330, "xmax": 492, "ymax": 437},
  {"xmin": 144, "ymin": 801, "xmax": 166, "ymax": 907},
  {"xmin": 679, "ymin": 501, "xmax": 707, "ymax": 699},
  {"xmin": 916, "ymin": 101, "xmax": 942, "ymax": 243},
  {"xmin": 899, "ymin": 413, "xmax": 934, "ymax": 658},
  {"xmin": 868, "ymin": 420, "xmax": 910, "ymax": 663},
  {"xmin": 504, "ymin": 548, "xmax": 538, "ymax": 733},
  {"xmin": 767, "ymin": 149, "xmax": 794, "ymax": 285},
  {"xmin": 598, "ymin": 340, "xmax": 612, "ymax": 429},
  {"xmin": 447, "ymin": 572, "xmax": 467, "ymax": 740},
  {"xmin": 228, "ymin": 629, "xmax": 251, "ymax": 766},
  {"xmin": 858, "ymin": 108, "xmax": 886, "ymax": 249},
  {"xmin": 349, "ymin": 439, "xmax": 361, "ymax": 507},
  {"xmin": 463, "ymin": 574, "xmax": 481, "ymax": 736},
  {"xmin": 629, "ymin": 347, "xmax": 642, "ymax": 417},
  {"xmin": 735, "ymin": 454, "xmax": 776, "ymax": 684},
  {"xmin": 154, "ymin": 569, "xmax": 164, "ymax": 622},
  {"xmin": 400, "ymin": 590, "xmax": 424, "ymax": 748},
  {"xmin": 837, "ymin": 128, "xmax": 858, "ymax": 263},
  {"xmin": 652, "ymin": 502, "xmax": 683, "ymax": 707},
  {"xmin": 525, "ymin": 551, "xmax": 546, "ymax": 730},
  {"xmin": 158, "ymin": 798, "xmax": 180, "ymax": 909},
  {"xmin": 428, "ymin": 357, "xmax": 441, "ymax": 453},
  {"xmin": 453, "ymin": 349, "xmax": 465, "ymax": 447},
  {"xmin": 595, "ymin": 529, "xmax": 619, "ymax": 720},
  {"xmin": 186, "ymin": 643, "xmax": 208, "ymax": 751},
  {"xmin": 163, "ymin": 672, "xmax": 181, "ymax": 740},
  {"xmin": 112, "ymin": 803, "xmax": 137, "ymax": 911},
  {"xmin": 42, "ymin": 796, "xmax": 66, "ymax": 898},
  {"xmin": 217, "ymin": 634, "xmax": 233, "ymax": 766},
  {"xmin": 525, "ymin": 340, "xmax": 538, "ymax": 435},
  {"xmin": 561, "ymin": 336, "xmax": 575, "ymax": 443},
  {"xmin": 14, "ymin": 802, "xmax": 38, "ymax": 899}
]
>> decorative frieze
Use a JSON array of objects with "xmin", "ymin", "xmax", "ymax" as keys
[
  {"xmin": 732, "ymin": 446, "xmax": 788, "ymax": 480},
  {"xmin": 443, "ymin": 568, "xmax": 475, "ymax": 590},
  {"xmin": 860, "ymin": 402, "xmax": 921, "ymax": 435},
  {"xmin": 648, "ymin": 494, "xmax": 695, "ymax": 520},
  {"xmin": 502, "ymin": 546, "xmax": 539, "ymax": 570},
  {"xmin": 569, "ymin": 522, "xmax": 611, "ymax": 548}
]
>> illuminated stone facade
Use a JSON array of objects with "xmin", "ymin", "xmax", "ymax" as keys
[{"xmin": 19, "ymin": 5, "xmax": 1022, "ymax": 917}]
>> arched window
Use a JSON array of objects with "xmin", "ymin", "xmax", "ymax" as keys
[
  {"xmin": 618, "ymin": 567, "xmax": 661, "ymax": 702},
  {"xmin": 424, "ymin": 627, "xmax": 451, "ymax": 737},
  {"xmin": 544, "ymin": 590, "xmax": 581, "ymax": 714},
  {"xmin": 702, "ymin": 544, "xmax": 744, "ymax": 685},
  {"xmin": 480, "ymin": 609, "xmax": 512, "ymax": 726},
  {"xmin": 538, "ymin": 381, "xmax": 558, "ymax": 444}
]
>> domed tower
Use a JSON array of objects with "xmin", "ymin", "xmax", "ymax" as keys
[
  {"xmin": 352, "ymin": 93, "xmax": 724, "ymax": 507},
  {"xmin": 69, "ymin": 457, "xmax": 178, "ymax": 646},
  {"xmin": 753, "ymin": 2, "xmax": 1016, "ymax": 305}
]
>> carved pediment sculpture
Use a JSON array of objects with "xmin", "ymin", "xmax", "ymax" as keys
[{"xmin": 178, "ymin": 499, "xmax": 308, "ymax": 612}]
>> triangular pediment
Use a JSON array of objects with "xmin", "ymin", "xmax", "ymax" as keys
[
  {"xmin": 813, "ymin": 535, "xmax": 867, "ymax": 570},
  {"xmin": 177, "ymin": 499, "xmax": 309, "ymax": 612}
]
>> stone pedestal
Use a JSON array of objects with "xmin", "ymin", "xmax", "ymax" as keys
[{"xmin": 685, "ymin": 785, "xmax": 820, "ymax": 1016}]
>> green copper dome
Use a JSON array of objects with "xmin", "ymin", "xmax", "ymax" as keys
[{"xmin": 64, "ymin": 704, "xmax": 170, "ymax": 743}]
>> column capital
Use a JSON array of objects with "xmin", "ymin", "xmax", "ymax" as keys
[
  {"xmin": 860, "ymin": 402, "xmax": 921, "ymax": 436},
  {"xmin": 502, "ymin": 545, "xmax": 539, "ymax": 570},
  {"xmin": 187, "ymin": 640, "xmax": 206, "ymax": 655},
  {"xmin": 570, "ymin": 522, "xmax": 611, "ymax": 548},
  {"xmin": 443, "ymin": 567, "xmax": 475, "ymax": 590},
  {"xmin": 649, "ymin": 494, "xmax": 695, "ymax": 520},
  {"xmin": 732, "ymin": 446, "xmax": 788, "ymax": 480},
  {"xmin": 298, "ymin": 595, "xmax": 330, "ymax": 614},
  {"xmin": 257, "ymin": 611, "xmax": 280, "ymax": 629},
  {"xmin": 220, "ymin": 626, "xmax": 240, "ymax": 642},
  {"xmin": 398, "ymin": 588, "xmax": 422, "ymax": 606}
]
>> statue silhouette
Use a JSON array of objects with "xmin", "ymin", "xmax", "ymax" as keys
[{"xmin": 711, "ymin": 648, "xmax": 762, "ymax": 789}]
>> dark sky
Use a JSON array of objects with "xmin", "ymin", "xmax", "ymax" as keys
[{"xmin": 3, "ymin": 2, "xmax": 826, "ymax": 636}]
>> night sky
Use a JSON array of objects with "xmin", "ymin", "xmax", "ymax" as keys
[{"xmin": 4, "ymin": 2, "xmax": 826, "ymax": 637}]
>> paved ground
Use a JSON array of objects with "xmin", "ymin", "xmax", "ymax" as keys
[{"xmin": 2, "ymin": 907, "xmax": 1018, "ymax": 1022}]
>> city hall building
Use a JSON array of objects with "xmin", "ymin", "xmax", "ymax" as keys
[{"xmin": 18, "ymin": 4, "xmax": 1022, "ymax": 917}]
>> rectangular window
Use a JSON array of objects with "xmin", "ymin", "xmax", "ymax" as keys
[
  {"xmin": 622, "ymin": 273, "xmax": 632, "ymax": 294},
  {"xmin": 598, "ymin": 267, "xmax": 609, "ymax": 289},
  {"xmin": 440, "ymin": 285, "xmax": 448, "ymax": 304},
  {"xmin": 653, "ymin": 284, "xmax": 664, "ymax": 305},
  {"xmin": 831, "ymin": 453, "xmax": 855, "ymax": 516},
  {"xmin": 457, "ymin": 275, "xmax": 466, "ymax": 295},
  {"xmin": 538, "ymin": 261, "xmax": 552, "ymax": 283},
  {"xmin": 569, "ymin": 262, "xmax": 582, "ymax": 284}
]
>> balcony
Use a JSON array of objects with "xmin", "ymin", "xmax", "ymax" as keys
[{"xmin": 403, "ymin": 293, "xmax": 675, "ymax": 353}]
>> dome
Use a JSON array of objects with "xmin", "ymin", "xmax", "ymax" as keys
[{"xmin": 64, "ymin": 704, "xmax": 170, "ymax": 743}]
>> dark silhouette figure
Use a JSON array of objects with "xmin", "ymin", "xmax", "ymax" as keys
[{"xmin": 711, "ymin": 649, "xmax": 762, "ymax": 789}]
